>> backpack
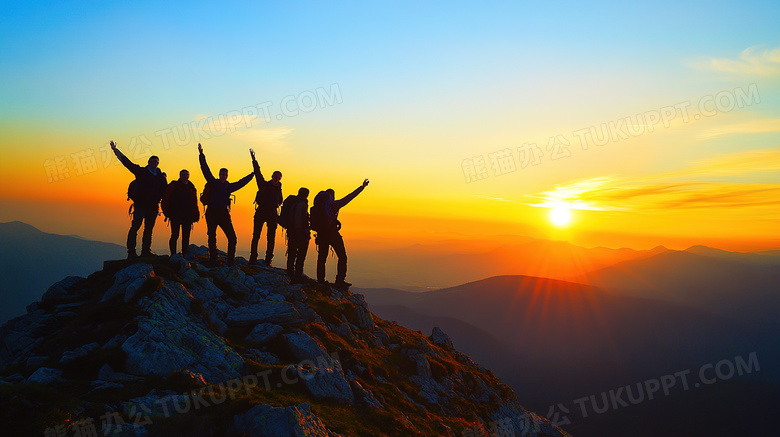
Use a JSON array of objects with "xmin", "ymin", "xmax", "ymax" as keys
[
  {"xmin": 127, "ymin": 180, "xmax": 138, "ymax": 202},
  {"xmin": 310, "ymin": 203, "xmax": 329, "ymax": 233},
  {"xmin": 200, "ymin": 181, "xmax": 212, "ymax": 206},
  {"xmin": 278, "ymin": 195, "xmax": 300, "ymax": 229}
]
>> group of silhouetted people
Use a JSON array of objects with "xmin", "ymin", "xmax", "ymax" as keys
[{"xmin": 110, "ymin": 140, "xmax": 368, "ymax": 288}]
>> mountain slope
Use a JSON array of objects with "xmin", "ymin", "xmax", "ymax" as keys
[
  {"xmin": 0, "ymin": 248, "xmax": 568, "ymax": 437},
  {"xmin": 0, "ymin": 221, "xmax": 126, "ymax": 323}
]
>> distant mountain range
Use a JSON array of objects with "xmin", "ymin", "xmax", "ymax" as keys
[
  {"xmin": 0, "ymin": 221, "xmax": 126, "ymax": 323},
  {"xmin": 574, "ymin": 247, "xmax": 780, "ymax": 326}
]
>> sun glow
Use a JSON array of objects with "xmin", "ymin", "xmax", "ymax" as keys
[{"xmin": 550, "ymin": 205, "xmax": 572, "ymax": 227}]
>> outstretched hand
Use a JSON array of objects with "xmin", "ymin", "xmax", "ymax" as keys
[
  {"xmin": 362, "ymin": 178, "xmax": 370, "ymax": 188},
  {"xmin": 250, "ymin": 148, "xmax": 255, "ymax": 160},
  {"xmin": 110, "ymin": 140, "xmax": 116, "ymax": 151},
  {"xmin": 198, "ymin": 143, "xmax": 203, "ymax": 153}
]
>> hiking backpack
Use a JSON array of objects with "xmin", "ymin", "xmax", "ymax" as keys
[
  {"xmin": 127, "ymin": 180, "xmax": 138, "ymax": 202},
  {"xmin": 200, "ymin": 181, "xmax": 212, "ymax": 206},
  {"xmin": 278, "ymin": 195, "xmax": 299, "ymax": 229},
  {"xmin": 310, "ymin": 203, "xmax": 329, "ymax": 233}
]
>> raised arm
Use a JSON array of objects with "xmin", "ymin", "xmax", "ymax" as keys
[
  {"xmin": 332, "ymin": 179, "xmax": 369, "ymax": 209},
  {"xmin": 110, "ymin": 140, "xmax": 141, "ymax": 174},
  {"xmin": 250, "ymin": 149, "xmax": 265, "ymax": 190},
  {"xmin": 198, "ymin": 143, "xmax": 215, "ymax": 182},
  {"xmin": 228, "ymin": 171, "xmax": 256, "ymax": 193}
]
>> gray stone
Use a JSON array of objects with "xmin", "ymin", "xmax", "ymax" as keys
[
  {"xmin": 232, "ymin": 403, "xmax": 336, "ymax": 437},
  {"xmin": 225, "ymin": 301, "xmax": 302, "ymax": 327},
  {"xmin": 41, "ymin": 276, "xmax": 85, "ymax": 303},
  {"xmin": 121, "ymin": 280, "xmax": 243, "ymax": 383},
  {"xmin": 351, "ymin": 379, "xmax": 383, "ymax": 409},
  {"xmin": 245, "ymin": 349, "xmax": 280, "ymax": 365},
  {"xmin": 353, "ymin": 306, "xmax": 375, "ymax": 330},
  {"xmin": 430, "ymin": 327, "xmax": 454, "ymax": 349},
  {"xmin": 123, "ymin": 277, "xmax": 148, "ymax": 302},
  {"xmin": 102, "ymin": 263, "xmax": 154, "ymax": 303},
  {"xmin": 246, "ymin": 323, "xmax": 283, "ymax": 344},
  {"xmin": 98, "ymin": 363, "xmax": 115, "ymax": 380},
  {"xmin": 26, "ymin": 367, "xmax": 63, "ymax": 385},
  {"xmin": 300, "ymin": 366, "xmax": 354, "ymax": 404},
  {"xmin": 60, "ymin": 342, "xmax": 100, "ymax": 364},
  {"xmin": 283, "ymin": 330, "xmax": 328, "ymax": 362},
  {"xmin": 334, "ymin": 323, "xmax": 354, "ymax": 339},
  {"xmin": 267, "ymin": 293, "xmax": 285, "ymax": 302}
]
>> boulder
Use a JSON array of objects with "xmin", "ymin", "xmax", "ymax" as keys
[
  {"xmin": 430, "ymin": 327, "xmax": 454, "ymax": 349},
  {"xmin": 226, "ymin": 302, "xmax": 302, "ymax": 327},
  {"xmin": 300, "ymin": 366, "xmax": 354, "ymax": 404},
  {"xmin": 60, "ymin": 342, "xmax": 100, "ymax": 364},
  {"xmin": 26, "ymin": 367, "xmax": 63, "ymax": 385},
  {"xmin": 231, "ymin": 403, "xmax": 336, "ymax": 437},
  {"xmin": 41, "ymin": 276, "xmax": 85, "ymax": 303},
  {"xmin": 283, "ymin": 330, "xmax": 328, "ymax": 362},
  {"xmin": 246, "ymin": 323, "xmax": 283, "ymax": 344},
  {"xmin": 102, "ymin": 263, "xmax": 155, "ymax": 303}
]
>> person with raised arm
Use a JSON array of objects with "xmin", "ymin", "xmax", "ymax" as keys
[
  {"xmin": 110, "ymin": 140, "xmax": 167, "ymax": 258},
  {"xmin": 198, "ymin": 143, "xmax": 254, "ymax": 265},
  {"xmin": 311, "ymin": 179, "xmax": 369, "ymax": 288},
  {"xmin": 249, "ymin": 149, "xmax": 283, "ymax": 266},
  {"xmin": 161, "ymin": 169, "xmax": 199, "ymax": 257}
]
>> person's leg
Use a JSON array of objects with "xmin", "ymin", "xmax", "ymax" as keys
[
  {"xmin": 223, "ymin": 212, "xmax": 238, "ymax": 264},
  {"xmin": 181, "ymin": 221, "xmax": 191, "ymax": 255},
  {"xmin": 141, "ymin": 206, "xmax": 158, "ymax": 255},
  {"xmin": 331, "ymin": 233, "xmax": 348, "ymax": 283},
  {"xmin": 169, "ymin": 219, "xmax": 180, "ymax": 256},
  {"xmin": 316, "ymin": 235, "xmax": 329, "ymax": 282},
  {"xmin": 249, "ymin": 210, "xmax": 262, "ymax": 263},
  {"xmin": 286, "ymin": 233, "xmax": 297, "ymax": 278},
  {"xmin": 295, "ymin": 237, "xmax": 310, "ymax": 278},
  {"xmin": 265, "ymin": 216, "xmax": 277, "ymax": 263},
  {"xmin": 127, "ymin": 206, "xmax": 144, "ymax": 257},
  {"xmin": 206, "ymin": 209, "xmax": 219, "ymax": 261}
]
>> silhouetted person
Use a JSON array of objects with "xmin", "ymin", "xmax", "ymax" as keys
[
  {"xmin": 161, "ymin": 169, "xmax": 199, "ymax": 256},
  {"xmin": 249, "ymin": 149, "xmax": 283, "ymax": 266},
  {"xmin": 198, "ymin": 143, "xmax": 254, "ymax": 265},
  {"xmin": 110, "ymin": 140, "xmax": 167, "ymax": 258},
  {"xmin": 313, "ymin": 179, "xmax": 369, "ymax": 288},
  {"xmin": 286, "ymin": 187, "xmax": 310, "ymax": 282}
]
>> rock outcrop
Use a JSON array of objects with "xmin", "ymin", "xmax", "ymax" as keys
[{"xmin": 0, "ymin": 245, "xmax": 571, "ymax": 437}]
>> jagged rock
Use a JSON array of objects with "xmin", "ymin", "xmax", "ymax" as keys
[
  {"xmin": 89, "ymin": 381, "xmax": 124, "ymax": 393},
  {"xmin": 334, "ymin": 323, "xmax": 354, "ymax": 339},
  {"xmin": 102, "ymin": 333, "xmax": 128, "ymax": 350},
  {"xmin": 186, "ymin": 244, "xmax": 209, "ymax": 257},
  {"xmin": 60, "ymin": 342, "xmax": 100, "ymax": 364},
  {"xmin": 102, "ymin": 263, "xmax": 155, "ymax": 303},
  {"xmin": 245, "ymin": 349, "xmax": 280, "ymax": 365},
  {"xmin": 168, "ymin": 254, "xmax": 188, "ymax": 273},
  {"xmin": 97, "ymin": 363, "xmax": 114, "ymax": 380},
  {"xmin": 226, "ymin": 302, "xmax": 302, "ymax": 327},
  {"xmin": 41, "ymin": 276, "xmax": 85, "ymax": 303},
  {"xmin": 300, "ymin": 366, "xmax": 354, "ymax": 404},
  {"xmin": 231, "ymin": 403, "xmax": 337, "ymax": 437},
  {"xmin": 26, "ymin": 367, "xmax": 63, "ymax": 385},
  {"xmin": 4, "ymin": 373, "xmax": 24, "ymax": 383},
  {"xmin": 351, "ymin": 380, "xmax": 383, "ymax": 409},
  {"xmin": 301, "ymin": 307, "xmax": 324, "ymax": 324},
  {"xmin": 246, "ymin": 323, "xmax": 283, "ymax": 344},
  {"xmin": 353, "ymin": 306, "xmax": 375, "ymax": 330},
  {"xmin": 283, "ymin": 330, "xmax": 328, "ymax": 361},
  {"xmin": 430, "ymin": 327, "xmax": 454, "ymax": 349},
  {"xmin": 122, "ymin": 281, "xmax": 243, "ymax": 383}
]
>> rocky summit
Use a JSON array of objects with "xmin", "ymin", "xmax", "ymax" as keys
[{"xmin": 0, "ymin": 245, "xmax": 570, "ymax": 437}]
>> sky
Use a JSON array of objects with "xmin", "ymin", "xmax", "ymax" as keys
[{"xmin": 1, "ymin": 0, "xmax": 779, "ymax": 252}]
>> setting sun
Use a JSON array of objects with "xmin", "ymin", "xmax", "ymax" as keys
[{"xmin": 550, "ymin": 205, "xmax": 572, "ymax": 227}]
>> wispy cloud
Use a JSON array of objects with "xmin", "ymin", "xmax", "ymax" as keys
[
  {"xmin": 699, "ymin": 119, "xmax": 780, "ymax": 140},
  {"xmin": 524, "ymin": 150, "xmax": 780, "ymax": 212},
  {"xmin": 690, "ymin": 45, "xmax": 780, "ymax": 77}
]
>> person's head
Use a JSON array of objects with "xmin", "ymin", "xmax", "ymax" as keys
[
  {"xmin": 148, "ymin": 156, "xmax": 160, "ymax": 171},
  {"xmin": 219, "ymin": 168, "xmax": 228, "ymax": 182},
  {"xmin": 297, "ymin": 187, "xmax": 309, "ymax": 200},
  {"xmin": 326, "ymin": 188, "xmax": 335, "ymax": 201},
  {"xmin": 271, "ymin": 171, "xmax": 282, "ymax": 186},
  {"xmin": 179, "ymin": 169, "xmax": 190, "ymax": 183}
]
